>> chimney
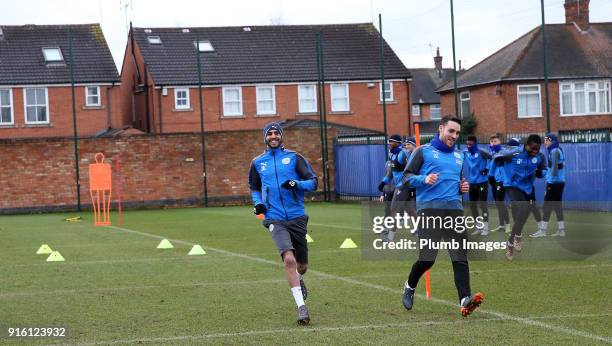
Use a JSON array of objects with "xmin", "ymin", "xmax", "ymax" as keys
[
  {"xmin": 433, "ymin": 47, "xmax": 443, "ymax": 77},
  {"xmin": 564, "ymin": 0, "xmax": 590, "ymax": 30}
]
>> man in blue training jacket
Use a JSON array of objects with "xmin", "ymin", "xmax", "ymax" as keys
[
  {"xmin": 487, "ymin": 134, "xmax": 511, "ymax": 233},
  {"xmin": 531, "ymin": 133, "xmax": 566, "ymax": 238},
  {"xmin": 400, "ymin": 116, "xmax": 484, "ymax": 317},
  {"xmin": 378, "ymin": 134, "xmax": 412, "ymax": 241},
  {"xmin": 464, "ymin": 135, "xmax": 492, "ymax": 236},
  {"xmin": 249, "ymin": 122, "xmax": 318, "ymax": 325},
  {"xmin": 494, "ymin": 134, "xmax": 547, "ymax": 260}
]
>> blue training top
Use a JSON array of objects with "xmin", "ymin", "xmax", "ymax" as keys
[
  {"xmin": 249, "ymin": 147, "xmax": 318, "ymax": 221},
  {"xmin": 494, "ymin": 147, "xmax": 547, "ymax": 194},
  {"xmin": 463, "ymin": 147, "xmax": 492, "ymax": 184},
  {"xmin": 382, "ymin": 148, "xmax": 411, "ymax": 188},
  {"xmin": 546, "ymin": 147, "xmax": 565, "ymax": 184},
  {"xmin": 402, "ymin": 144, "xmax": 464, "ymax": 211}
]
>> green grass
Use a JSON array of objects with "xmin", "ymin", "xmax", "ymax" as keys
[{"xmin": 0, "ymin": 203, "xmax": 611, "ymax": 345}]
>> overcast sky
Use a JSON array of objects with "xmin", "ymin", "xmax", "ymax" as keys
[{"xmin": 2, "ymin": 0, "xmax": 611, "ymax": 72}]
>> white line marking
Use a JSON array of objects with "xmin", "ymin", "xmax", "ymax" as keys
[
  {"xmin": 68, "ymin": 313, "xmax": 612, "ymax": 346},
  {"xmin": 104, "ymin": 225, "xmax": 612, "ymax": 344}
]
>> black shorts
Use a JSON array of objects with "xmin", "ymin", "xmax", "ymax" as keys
[{"xmin": 263, "ymin": 215, "xmax": 309, "ymax": 264}]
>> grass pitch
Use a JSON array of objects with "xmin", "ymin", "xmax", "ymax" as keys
[{"xmin": 1, "ymin": 203, "xmax": 611, "ymax": 345}]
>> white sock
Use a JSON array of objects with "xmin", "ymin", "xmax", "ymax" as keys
[
  {"xmin": 388, "ymin": 230, "xmax": 396, "ymax": 241},
  {"xmin": 558, "ymin": 221, "xmax": 565, "ymax": 230},
  {"xmin": 291, "ymin": 286, "xmax": 305, "ymax": 307},
  {"xmin": 460, "ymin": 296, "xmax": 468, "ymax": 306},
  {"xmin": 541, "ymin": 221, "xmax": 548, "ymax": 231},
  {"xmin": 404, "ymin": 281, "xmax": 413, "ymax": 290}
]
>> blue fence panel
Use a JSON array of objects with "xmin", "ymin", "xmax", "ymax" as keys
[
  {"xmin": 335, "ymin": 142, "xmax": 612, "ymax": 211},
  {"xmin": 335, "ymin": 144, "xmax": 386, "ymax": 197}
]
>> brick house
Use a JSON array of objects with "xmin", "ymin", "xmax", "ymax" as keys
[
  {"xmin": 438, "ymin": 0, "xmax": 612, "ymax": 137},
  {"xmin": 410, "ymin": 48, "xmax": 453, "ymax": 134},
  {"xmin": 120, "ymin": 23, "xmax": 411, "ymax": 136},
  {"xmin": 0, "ymin": 24, "xmax": 122, "ymax": 139}
]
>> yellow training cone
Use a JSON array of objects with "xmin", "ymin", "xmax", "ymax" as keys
[
  {"xmin": 306, "ymin": 234, "xmax": 314, "ymax": 243},
  {"xmin": 157, "ymin": 239, "xmax": 174, "ymax": 249},
  {"xmin": 188, "ymin": 245, "xmax": 207, "ymax": 255},
  {"xmin": 46, "ymin": 251, "xmax": 65, "ymax": 262},
  {"xmin": 339, "ymin": 238, "xmax": 358, "ymax": 249},
  {"xmin": 36, "ymin": 244, "xmax": 53, "ymax": 255}
]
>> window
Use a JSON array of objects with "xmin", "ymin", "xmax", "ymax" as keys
[
  {"xmin": 517, "ymin": 85, "xmax": 542, "ymax": 118},
  {"xmin": 412, "ymin": 105, "xmax": 420, "ymax": 116},
  {"xmin": 194, "ymin": 40, "xmax": 214, "ymax": 52},
  {"xmin": 42, "ymin": 47, "xmax": 63, "ymax": 62},
  {"xmin": 298, "ymin": 84, "xmax": 317, "ymax": 113},
  {"xmin": 256, "ymin": 85, "xmax": 276, "ymax": 115},
  {"xmin": 0, "ymin": 89, "xmax": 13, "ymax": 124},
  {"xmin": 147, "ymin": 36, "xmax": 162, "ymax": 44},
  {"xmin": 222, "ymin": 87, "xmax": 242, "ymax": 116},
  {"xmin": 560, "ymin": 80, "xmax": 611, "ymax": 116},
  {"xmin": 460, "ymin": 92, "xmax": 470, "ymax": 118},
  {"xmin": 331, "ymin": 83, "xmax": 349, "ymax": 112},
  {"xmin": 430, "ymin": 104, "xmax": 441, "ymax": 119},
  {"xmin": 85, "ymin": 86, "xmax": 101, "ymax": 107},
  {"xmin": 174, "ymin": 88, "xmax": 190, "ymax": 109},
  {"xmin": 24, "ymin": 87, "xmax": 49, "ymax": 124},
  {"xmin": 380, "ymin": 81, "xmax": 393, "ymax": 101}
]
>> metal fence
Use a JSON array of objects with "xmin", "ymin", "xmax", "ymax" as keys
[{"xmin": 334, "ymin": 141, "xmax": 612, "ymax": 211}]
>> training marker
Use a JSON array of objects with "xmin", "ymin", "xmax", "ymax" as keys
[
  {"xmin": 339, "ymin": 238, "xmax": 358, "ymax": 249},
  {"xmin": 157, "ymin": 239, "xmax": 174, "ymax": 249},
  {"xmin": 306, "ymin": 234, "xmax": 314, "ymax": 243},
  {"xmin": 36, "ymin": 244, "xmax": 53, "ymax": 255},
  {"xmin": 188, "ymin": 245, "xmax": 207, "ymax": 255},
  {"xmin": 46, "ymin": 251, "xmax": 65, "ymax": 262}
]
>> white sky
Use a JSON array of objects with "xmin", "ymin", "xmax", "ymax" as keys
[{"xmin": 1, "ymin": 0, "xmax": 611, "ymax": 72}]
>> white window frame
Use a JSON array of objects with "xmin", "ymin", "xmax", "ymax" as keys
[
  {"xmin": 42, "ymin": 47, "xmax": 63, "ymax": 62},
  {"xmin": 147, "ymin": 36, "xmax": 162, "ymax": 44},
  {"xmin": 194, "ymin": 40, "xmax": 214, "ymax": 52},
  {"xmin": 23, "ymin": 87, "xmax": 49, "ymax": 124},
  {"xmin": 298, "ymin": 84, "xmax": 317, "ymax": 113},
  {"xmin": 330, "ymin": 83, "xmax": 350, "ymax": 112},
  {"xmin": 559, "ymin": 80, "xmax": 612, "ymax": 117},
  {"xmin": 380, "ymin": 81, "xmax": 393, "ymax": 101},
  {"xmin": 430, "ymin": 103, "xmax": 441, "ymax": 119},
  {"xmin": 412, "ymin": 105, "xmax": 420, "ymax": 116},
  {"xmin": 517, "ymin": 84, "xmax": 542, "ymax": 118},
  {"xmin": 256, "ymin": 85, "xmax": 276, "ymax": 115},
  {"xmin": 222, "ymin": 86, "xmax": 243, "ymax": 117},
  {"xmin": 174, "ymin": 88, "xmax": 190, "ymax": 110},
  {"xmin": 0, "ymin": 89, "xmax": 14, "ymax": 125},
  {"xmin": 460, "ymin": 91, "xmax": 470, "ymax": 118},
  {"xmin": 85, "ymin": 86, "xmax": 101, "ymax": 107}
]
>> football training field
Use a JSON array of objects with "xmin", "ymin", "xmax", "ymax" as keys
[{"xmin": 1, "ymin": 203, "xmax": 611, "ymax": 345}]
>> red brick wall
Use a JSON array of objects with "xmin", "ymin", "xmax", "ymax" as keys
[
  {"xmin": 142, "ymin": 82, "xmax": 410, "ymax": 136},
  {"xmin": 0, "ymin": 85, "xmax": 122, "ymax": 139},
  {"xmin": 0, "ymin": 128, "xmax": 336, "ymax": 213},
  {"xmin": 439, "ymin": 81, "xmax": 612, "ymax": 136}
]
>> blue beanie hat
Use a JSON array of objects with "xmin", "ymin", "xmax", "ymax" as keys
[
  {"xmin": 404, "ymin": 136, "xmax": 416, "ymax": 146},
  {"xmin": 388, "ymin": 134, "xmax": 402, "ymax": 143},
  {"xmin": 507, "ymin": 137, "xmax": 521, "ymax": 147},
  {"xmin": 263, "ymin": 122, "xmax": 283, "ymax": 144},
  {"xmin": 544, "ymin": 133, "xmax": 558, "ymax": 143}
]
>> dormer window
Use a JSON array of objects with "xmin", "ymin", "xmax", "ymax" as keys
[
  {"xmin": 42, "ymin": 47, "xmax": 63, "ymax": 62},
  {"xmin": 147, "ymin": 36, "xmax": 162, "ymax": 44},
  {"xmin": 194, "ymin": 40, "xmax": 214, "ymax": 52}
]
